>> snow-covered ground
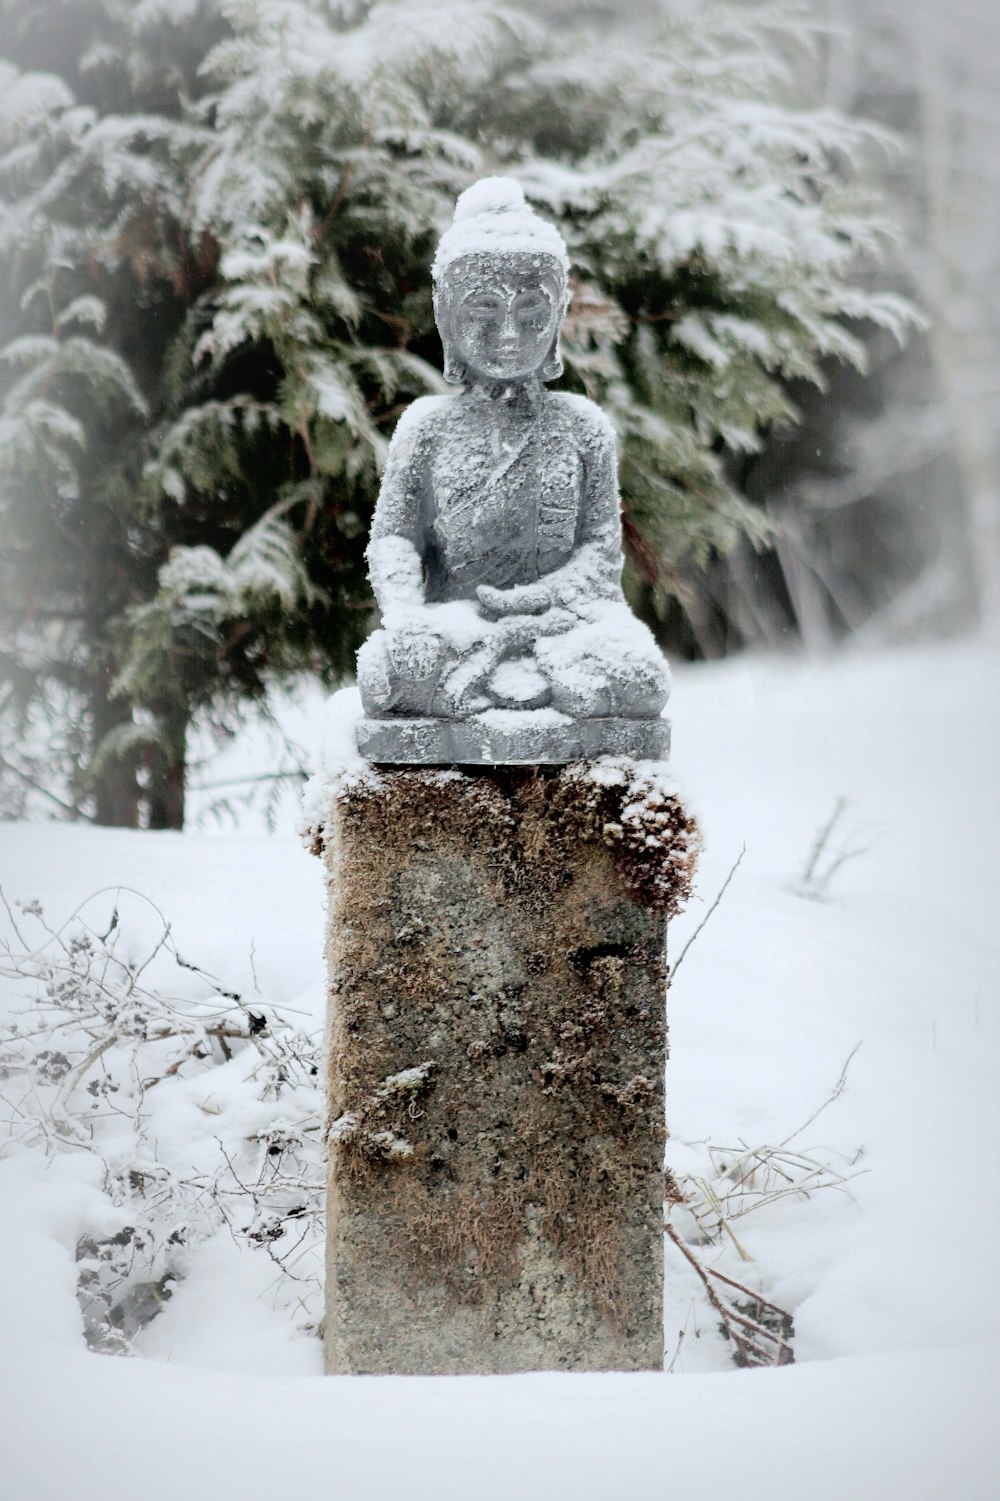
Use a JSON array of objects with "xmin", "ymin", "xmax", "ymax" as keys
[{"xmin": 1, "ymin": 637, "xmax": 998, "ymax": 1499}]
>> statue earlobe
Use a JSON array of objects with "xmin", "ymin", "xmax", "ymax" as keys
[
  {"xmin": 442, "ymin": 346, "xmax": 468, "ymax": 385},
  {"xmin": 435, "ymin": 295, "xmax": 466, "ymax": 385},
  {"xmin": 540, "ymin": 332, "xmax": 563, "ymax": 384}
]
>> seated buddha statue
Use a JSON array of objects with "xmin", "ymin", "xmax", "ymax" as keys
[{"xmin": 356, "ymin": 177, "xmax": 670, "ymax": 758}]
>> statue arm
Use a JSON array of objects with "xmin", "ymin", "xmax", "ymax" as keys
[{"xmin": 366, "ymin": 404, "xmax": 433, "ymax": 617}]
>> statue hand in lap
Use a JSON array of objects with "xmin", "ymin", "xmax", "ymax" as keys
[
  {"xmin": 476, "ymin": 580, "xmax": 555, "ymax": 619},
  {"xmin": 357, "ymin": 177, "xmax": 670, "ymax": 724}
]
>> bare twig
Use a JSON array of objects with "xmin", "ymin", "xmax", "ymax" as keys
[
  {"xmin": 664, "ymin": 1220, "xmax": 794, "ymax": 1367},
  {"xmin": 0, "ymin": 886, "xmax": 31, "ymax": 949},
  {"xmin": 670, "ymin": 844, "xmax": 746, "ymax": 981},
  {"xmin": 800, "ymin": 796, "xmax": 847, "ymax": 887},
  {"xmin": 776, "ymin": 1041, "xmax": 863, "ymax": 1150},
  {"xmin": 795, "ymin": 800, "xmax": 878, "ymax": 899}
]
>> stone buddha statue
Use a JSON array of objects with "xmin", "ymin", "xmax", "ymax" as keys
[{"xmin": 355, "ymin": 177, "xmax": 670, "ymax": 763}]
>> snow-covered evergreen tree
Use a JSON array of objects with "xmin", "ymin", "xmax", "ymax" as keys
[
  {"xmin": 0, "ymin": 0, "xmax": 217, "ymax": 824},
  {"xmin": 1, "ymin": 0, "xmax": 915, "ymax": 825}
]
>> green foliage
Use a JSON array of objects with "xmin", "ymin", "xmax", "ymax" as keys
[
  {"xmin": 0, "ymin": 0, "xmax": 216, "ymax": 822},
  {"xmin": 0, "ymin": 0, "xmax": 917, "ymax": 825}
]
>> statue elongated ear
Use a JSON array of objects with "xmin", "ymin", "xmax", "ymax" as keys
[
  {"xmin": 434, "ymin": 288, "xmax": 467, "ymax": 386},
  {"xmin": 539, "ymin": 281, "xmax": 570, "ymax": 383},
  {"xmin": 540, "ymin": 328, "xmax": 564, "ymax": 384},
  {"xmin": 442, "ymin": 345, "xmax": 468, "ymax": 386}
]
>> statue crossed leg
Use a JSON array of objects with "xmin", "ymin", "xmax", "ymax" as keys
[{"xmin": 358, "ymin": 602, "xmax": 669, "ymax": 720}]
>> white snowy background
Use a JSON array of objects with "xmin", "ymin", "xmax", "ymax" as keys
[{"xmin": 2, "ymin": 635, "xmax": 997, "ymax": 1499}]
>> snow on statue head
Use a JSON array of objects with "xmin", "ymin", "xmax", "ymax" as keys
[{"xmin": 433, "ymin": 177, "xmax": 570, "ymax": 387}]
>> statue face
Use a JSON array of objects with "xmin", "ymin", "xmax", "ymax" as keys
[{"xmin": 443, "ymin": 253, "xmax": 564, "ymax": 384}]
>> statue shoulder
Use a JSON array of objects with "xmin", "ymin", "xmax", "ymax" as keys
[
  {"xmin": 545, "ymin": 390, "xmax": 617, "ymax": 453},
  {"xmin": 386, "ymin": 394, "xmax": 456, "ymax": 461}
]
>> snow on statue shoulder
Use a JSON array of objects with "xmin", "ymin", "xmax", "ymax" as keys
[{"xmin": 356, "ymin": 177, "xmax": 671, "ymax": 764}]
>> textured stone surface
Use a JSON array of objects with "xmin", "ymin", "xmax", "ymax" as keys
[
  {"xmin": 355, "ymin": 711, "xmax": 670, "ymax": 765},
  {"xmin": 355, "ymin": 176, "xmax": 670, "ymax": 752},
  {"xmin": 318, "ymin": 764, "xmax": 699, "ymax": 1374}
]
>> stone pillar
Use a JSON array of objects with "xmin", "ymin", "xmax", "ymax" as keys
[{"xmin": 315, "ymin": 762, "xmax": 698, "ymax": 1375}]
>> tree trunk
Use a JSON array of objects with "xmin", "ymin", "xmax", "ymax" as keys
[
  {"xmin": 89, "ymin": 687, "xmax": 140, "ymax": 829},
  {"xmin": 146, "ymin": 703, "xmax": 189, "ymax": 830}
]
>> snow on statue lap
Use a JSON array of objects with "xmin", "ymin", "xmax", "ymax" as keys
[{"xmin": 356, "ymin": 177, "xmax": 670, "ymax": 764}]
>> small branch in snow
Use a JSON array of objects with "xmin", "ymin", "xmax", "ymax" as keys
[
  {"xmin": 776, "ymin": 1041, "xmax": 863, "ymax": 1150},
  {"xmin": 669, "ymin": 844, "xmax": 746, "ymax": 983},
  {"xmin": 795, "ymin": 799, "xmax": 876, "ymax": 899},
  {"xmin": 801, "ymin": 796, "xmax": 847, "ymax": 888},
  {"xmin": 664, "ymin": 1220, "xmax": 794, "ymax": 1368}
]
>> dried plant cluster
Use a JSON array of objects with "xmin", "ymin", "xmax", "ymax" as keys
[
  {"xmin": 0, "ymin": 889, "xmax": 325, "ymax": 1353},
  {"xmin": 664, "ymin": 1045, "xmax": 866, "ymax": 1369}
]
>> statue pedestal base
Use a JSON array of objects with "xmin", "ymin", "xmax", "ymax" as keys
[
  {"xmin": 315, "ymin": 763, "xmax": 697, "ymax": 1374},
  {"xmin": 355, "ymin": 711, "xmax": 669, "ymax": 765}
]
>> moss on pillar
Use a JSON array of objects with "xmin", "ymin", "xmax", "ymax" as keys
[{"xmin": 313, "ymin": 762, "xmax": 699, "ymax": 1374}]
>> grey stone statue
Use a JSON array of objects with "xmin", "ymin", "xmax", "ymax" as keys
[{"xmin": 356, "ymin": 177, "xmax": 670, "ymax": 763}]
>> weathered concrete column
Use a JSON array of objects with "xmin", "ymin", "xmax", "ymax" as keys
[{"xmin": 311, "ymin": 760, "xmax": 698, "ymax": 1374}]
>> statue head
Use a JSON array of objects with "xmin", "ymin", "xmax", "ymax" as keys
[{"xmin": 432, "ymin": 177, "xmax": 570, "ymax": 387}]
